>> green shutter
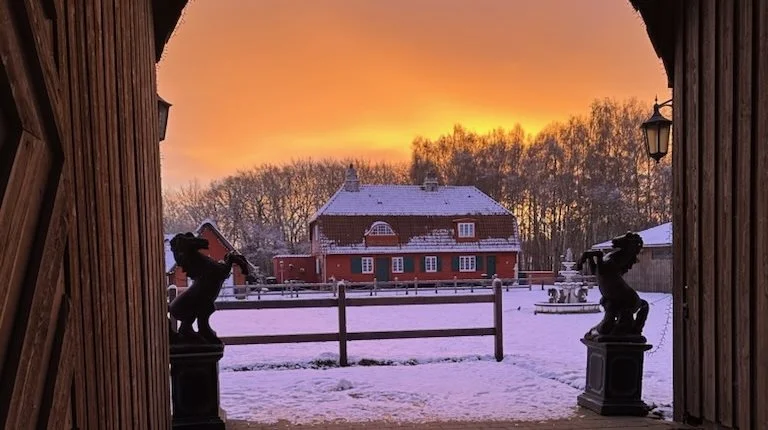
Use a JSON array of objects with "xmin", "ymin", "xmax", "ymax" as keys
[
  {"xmin": 404, "ymin": 256, "xmax": 414, "ymax": 273},
  {"xmin": 436, "ymin": 256, "xmax": 442, "ymax": 272},
  {"xmin": 452, "ymin": 256, "xmax": 459, "ymax": 271},
  {"xmin": 421, "ymin": 256, "xmax": 427, "ymax": 272},
  {"xmin": 351, "ymin": 257, "xmax": 362, "ymax": 274},
  {"xmin": 476, "ymin": 255, "xmax": 484, "ymax": 271}
]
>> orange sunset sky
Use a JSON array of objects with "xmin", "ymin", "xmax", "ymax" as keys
[{"xmin": 157, "ymin": 0, "xmax": 671, "ymax": 189}]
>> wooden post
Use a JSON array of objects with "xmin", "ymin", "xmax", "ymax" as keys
[
  {"xmin": 373, "ymin": 278, "xmax": 378, "ymax": 296},
  {"xmin": 493, "ymin": 281, "xmax": 503, "ymax": 362},
  {"xmin": 338, "ymin": 282, "xmax": 348, "ymax": 366},
  {"xmin": 454, "ymin": 276, "xmax": 458, "ymax": 293},
  {"xmin": 415, "ymin": 277, "xmax": 418, "ymax": 295},
  {"xmin": 435, "ymin": 282, "xmax": 438, "ymax": 294}
]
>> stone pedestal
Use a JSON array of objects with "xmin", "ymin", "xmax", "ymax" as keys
[
  {"xmin": 577, "ymin": 338, "xmax": 652, "ymax": 416},
  {"xmin": 170, "ymin": 343, "xmax": 225, "ymax": 430}
]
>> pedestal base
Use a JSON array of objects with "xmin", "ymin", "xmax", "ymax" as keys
[
  {"xmin": 577, "ymin": 338, "xmax": 652, "ymax": 416},
  {"xmin": 170, "ymin": 343, "xmax": 226, "ymax": 430}
]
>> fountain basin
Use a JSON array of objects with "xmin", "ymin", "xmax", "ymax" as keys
[{"xmin": 534, "ymin": 302, "xmax": 601, "ymax": 314}]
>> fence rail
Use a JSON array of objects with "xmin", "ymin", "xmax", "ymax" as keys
[{"xmin": 216, "ymin": 282, "xmax": 505, "ymax": 365}]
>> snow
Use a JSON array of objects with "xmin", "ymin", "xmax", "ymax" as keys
[
  {"xmin": 592, "ymin": 222, "xmax": 672, "ymax": 249},
  {"xmin": 309, "ymin": 185, "xmax": 512, "ymax": 221},
  {"xmin": 213, "ymin": 288, "xmax": 674, "ymax": 424}
]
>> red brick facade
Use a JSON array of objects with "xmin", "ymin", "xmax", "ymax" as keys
[{"xmin": 324, "ymin": 252, "xmax": 518, "ymax": 283}]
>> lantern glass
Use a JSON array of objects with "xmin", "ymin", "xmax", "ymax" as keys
[
  {"xmin": 157, "ymin": 96, "xmax": 171, "ymax": 141},
  {"xmin": 658, "ymin": 122, "xmax": 671, "ymax": 156},
  {"xmin": 640, "ymin": 103, "xmax": 672, "ymax": 162}
]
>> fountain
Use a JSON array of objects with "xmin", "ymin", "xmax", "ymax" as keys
[{"xmin": 534, "ymin": 248, "xmax": 601, "ymax": 314}]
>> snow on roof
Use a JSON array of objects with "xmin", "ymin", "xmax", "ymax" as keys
[
  {"xmin": 317, "ymin": 228, "xmax": 520, "ymax": 255},
  {"xmin": 592, "ymin": 222, "xmax": 672, "ymax": 249},
  {"xmin": 309, "ymin": 185, "xmax": 511, "ymax": 222}
]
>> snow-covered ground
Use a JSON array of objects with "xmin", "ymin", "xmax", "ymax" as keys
[{"xmin": 212, "ymin": 287, "xmax": 673, "ymax": 424}]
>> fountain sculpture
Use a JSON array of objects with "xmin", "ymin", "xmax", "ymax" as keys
[{"xmin": 534, "ymin": 248, "xmax": 601, "ymax": 314}]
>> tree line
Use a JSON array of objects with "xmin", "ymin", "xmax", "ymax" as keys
[{"xmin": 163, "ymin": 98, "xmax": 671, "ymax": 273}]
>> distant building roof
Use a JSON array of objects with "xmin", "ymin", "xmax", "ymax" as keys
[
  {"xmin": 309, "ymin": 184, "xmax": 511, "ymax": 223},
  {"xmin": 164, "ymin": 219, "xmax": 256, "ymax": 274},
  {"xmin": 592, "ymin": 222, "xmax": 672, "ymax": 249}
]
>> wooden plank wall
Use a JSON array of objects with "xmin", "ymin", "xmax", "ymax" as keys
[
  {"xmin": 0, "ymin": 0, "xmax": 170, "ymax": 429},
  {"xmin": 674, "ymin": 0, "xmax": 768, "ymax": 428}
]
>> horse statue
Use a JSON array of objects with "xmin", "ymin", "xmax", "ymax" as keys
[
  {"xmin": 577, "ymin": 232, "xmax": 649, "ymax": 342},
  {"xmin": 168, "ymin": 232, "xmax": 250, "ymax": 344}
]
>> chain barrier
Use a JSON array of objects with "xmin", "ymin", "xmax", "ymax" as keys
[{"xmin": 647, "ymin": 295, "xmax": 673, "ymax": 356}]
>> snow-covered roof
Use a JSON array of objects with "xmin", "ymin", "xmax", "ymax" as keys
[
  {"xmin": 317, "ymin": 228, "xmax": 520, "ymax": 255},
  {"xmin": 592, "ymin": 222, "xmax": 672, "ymax": 249},
  {"xmin": 309, "ymin": 185, "xmax": 511, "ymax": 222}
]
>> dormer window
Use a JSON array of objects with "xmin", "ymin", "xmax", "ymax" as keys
[
  {"xmin": 457, "ymin": 222, "xmax": 475, "ymax": 238},
  {"xmin": 367, "ymin": 221, "xmax": 395, "ymax": 236}
]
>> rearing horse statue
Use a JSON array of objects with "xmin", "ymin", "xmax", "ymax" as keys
[
  {"xmin": 168, "ymin": 232, "xmax": 250, "ymax": 344},
  {"xmin": 577, "ymin": 232, "xmax": 649, "ymax": 341}
]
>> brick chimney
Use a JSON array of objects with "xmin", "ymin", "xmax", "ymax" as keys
[{"xmin": 343, "ymin": 164, "xmax": 360, "ymax": 192}]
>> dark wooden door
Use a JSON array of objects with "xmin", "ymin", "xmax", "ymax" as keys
[
  {"xmin": 1, "ymin": 1, "xmax": 172, "ymax": 428},
  {"xmin": 486, "ymin": 256, "xmax": 497, "ymax": 278},
  {"xmin": 0, "ymin": 1, "xmax": 77, "ymax": 428},
  {"xmin": 376, "ymin": 257, "xmax": 390, "ymax": 282}
]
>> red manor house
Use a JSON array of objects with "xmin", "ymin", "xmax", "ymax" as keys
[
  {"xmin": 165, "ymin": 219, "xmax": 255, "ymax": 292},
  {"xmin": 275, "ymin": 166, "xmax": 520, "ymax": 283}
]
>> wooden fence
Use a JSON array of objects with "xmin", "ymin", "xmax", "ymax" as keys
[{"xmin": 215, "ymin": 282, "xmax": 505, "ymax": 365}]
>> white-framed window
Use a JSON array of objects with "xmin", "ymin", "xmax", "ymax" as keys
[
  {"xmin": 362, "ymin": 257, "xmax": 374, "ymax": 274},
  {"xmin": 457, "ymin": 222, "xmax": 475, "ymax": 238},
  {"xmin": 392, "ymin": 256, "xmax": 404, "ymax": 273},
  {"xmin": 424, "ymin": 256, "xmax": 438, "ymax": 272},
  {"xmin": 459, "ymin": 255, "xmax": 476, "ymax": 272},
  {"xmin": 367, "ymin": 221, "xmax": 395, "ymax": 236}
]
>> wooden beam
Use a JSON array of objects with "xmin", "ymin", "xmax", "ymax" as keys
[
  {"xmin": 347, "ymin": 328, "xmax": 495, "ymax": 341},
  {"xmin": 715, "ymin": 0, "xmax": 735, "ymax": 425},
  {"xmin": 734, "ymin": 1, "xmax": 754, "ymax": 429},
  {"xmin": 684, "ymin": 0, "xmax": 702, "ymax": 418},
  {"xmin": 700, "ymin": 0, "xmax": 717, "ymax": 422},
  {"xmin": 345, "ymin": 294, "xmax": 495, "ymax": 307},
  {"xmin": 221, "ymin": 333, "xmax": 339, "ymax": 346},
  {"xmin": 671, "ymin": 0, "xmax": 687, "ymax": 422},
  {"xmin": 754, "ymin": 1, "xmax": 768, "ymax": 429}
]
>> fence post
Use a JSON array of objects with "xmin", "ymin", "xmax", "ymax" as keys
[
  {"xmin": 338, "ymin": 281, "xmax": 348, "ymax": 367},
  {"xmin": 415, "ymin": 277, "xmax": 418, "ymax": 295},
  {"xmin": 454, "ymin": 276, "xmax": 458, "ymax": 294},
  {"xmin": 493, "ymin": 280, "xmax": 503, "ymax": 362},
  {"xmin": 374, "ymin": 278, "xmax": 378, "ymax": 296}
]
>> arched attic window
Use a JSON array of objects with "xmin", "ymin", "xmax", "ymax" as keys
[{"xmin": 366, "ymin": 221, "xmax": 395, "ymax": 236}]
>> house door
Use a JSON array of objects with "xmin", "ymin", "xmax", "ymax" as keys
[
  {"xmin": 375, "ymin": 257, "xmax": 390, "ymax": 282},
  {"xmin": 486, "ymin": 256, "xmax": 497, "ymax": 277}
]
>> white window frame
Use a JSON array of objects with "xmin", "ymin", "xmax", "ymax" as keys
[
  {"xmin": 391, "ymin": 256, "xmax": 404, "ymax": 273},
  {"xmin": 424, "ymin": 256, "xmax": 438, "ymax": 272},
  {"xmin": 459, "ymin": 255, "xmax": 476, "ymax": 272},
  {"xmin": 367, "ymin": 221, "xmax": 395, "ymax": 236},
  {"xmin": 457, "ymin": 222, "xmax": 475, "ymax": 238},
  {"xmin": 361, "ymin": 257, "xmax": 374, "ymax": 274}
]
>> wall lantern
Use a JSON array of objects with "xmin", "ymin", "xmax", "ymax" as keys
[
  {"xmin": 640, "ymin": 97, "xmax": 672, "ymax": 163},
  {"xmin": 157, "ymin": 94, "xmax": 172, "ymax": 142}
]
